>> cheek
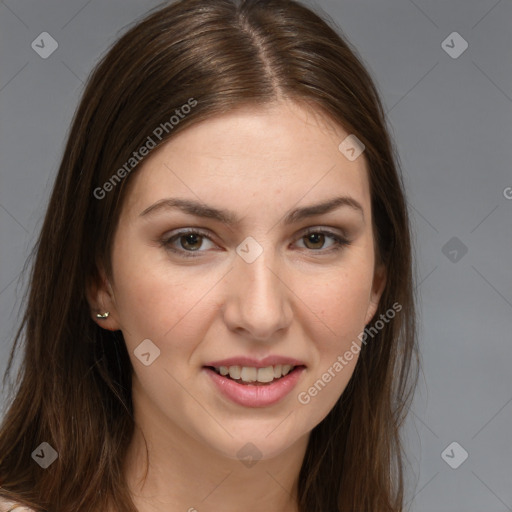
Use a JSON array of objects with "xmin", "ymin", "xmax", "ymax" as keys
[
  {"xmin": 293, "ymin": 269, "xmax": 373, "ymax": 419},
  {"xmin": 111, "ymin": 246, "xmax": 223, "ymax": 367},
  {"xmin": 296, "ymin": 263, "xmax": 375, "ymax": 349}
]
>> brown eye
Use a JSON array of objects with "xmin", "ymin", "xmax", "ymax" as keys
[
  {"xmin": 160, "ymin": 228, "xmax": 349, "ymax": 259},
  {"xmin": 303, "ymin": 232, "xmax": 326, "ymax": 250},
  {"xmin": 160, "ymin": 229, "xmax": 216, "ymax": 258},
  {"xmin": 296, "ymin": 229, "xmax": 349, "ymax": 253},
  {"xmin": 179, "ymin": 233, "xmax": 203, "ymax": 251}
]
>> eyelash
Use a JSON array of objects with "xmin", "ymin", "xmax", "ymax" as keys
[{"xmin": 159, "ymin": 228, "xmax": 350, "ymax": 259}]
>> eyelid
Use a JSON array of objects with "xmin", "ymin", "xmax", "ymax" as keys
[
  {"xmin": 300, "ymin": 225, "xmax": 349, "ymax": 240},
  {"xmin": 159, "ymin": 226, "xmax": 351, "ymax": 258},
  {"xmin": 159, "ymin": 228, "xmax": 217, "ymax": 255}
]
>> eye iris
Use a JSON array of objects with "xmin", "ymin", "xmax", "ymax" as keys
[
  {"xmin": 174, "ymin": 231, "xmax": 334, "ymax": 252},
  {"xmin": 181, "ymin": 233, "xmax": 202, "ymax": 251},
  {"xmin": 304, "ymin": 233, "xmax": 324, "ymax": 250}
]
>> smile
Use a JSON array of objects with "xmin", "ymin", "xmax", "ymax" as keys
[
  {"xmin": 203, "ymin": 365, "xmax": 306, "ymax": 407},
  {"xmin": 210, "ymin": 364, "xmax": 297, "ymax": 384}
]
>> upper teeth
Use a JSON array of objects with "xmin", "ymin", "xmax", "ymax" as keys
[{"xmin": 215, "ymin": 364, "xmax": 295, "ymax": 383}]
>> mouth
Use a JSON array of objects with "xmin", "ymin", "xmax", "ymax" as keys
[{"xmin": 204, "ymin": 364, "xmax": 306, "ymax": 386}]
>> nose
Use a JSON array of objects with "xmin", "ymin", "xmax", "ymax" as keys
[{"xmin": 222, "ymin": 245, "xmax": 293, "ymax": 341}]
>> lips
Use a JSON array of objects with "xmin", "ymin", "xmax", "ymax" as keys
[
  {"xmin": 203, "ymin": 356, "xmax": 306, "ymax": 386},
  {"xmin": 208, "ymin": 363, "xmax": 301, "ymax": 384},
  {"xmin": 204, "ymin": 355, "xmax": 306, "ymax": 369},
  {"xmin": 203, "ymin": 365, "xmax": 306, "ymax": 407},
  {"xmin": 202, "ymin": 355, "xmax": 307, "ymax": 407}
]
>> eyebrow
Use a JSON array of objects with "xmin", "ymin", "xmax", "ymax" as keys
[{"xmin": 139, "ymin": 195, "xmax": 364, "ymax": 225}]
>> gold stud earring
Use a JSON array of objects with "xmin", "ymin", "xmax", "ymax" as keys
[{"xmin": 96, "ymin": 312, "xmax": 110, "ymax": 319}]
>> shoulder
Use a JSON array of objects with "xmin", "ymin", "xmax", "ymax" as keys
[{"xmin": 0, "ymin": 497, "xmax": 36, "ymax": 512}]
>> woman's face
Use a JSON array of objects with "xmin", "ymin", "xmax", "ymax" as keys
[{"xmin": 92, "ymin": 100, "xmax": 386, "ymax": 462}]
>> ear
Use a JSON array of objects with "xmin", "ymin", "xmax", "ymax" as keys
[
  {"xmin": 85, "ymin": 264, "xmax": 121, "ymax": 331},
  {"xmin": 364, "ymin": 261, "xmax": 387, "ymax": 325}
]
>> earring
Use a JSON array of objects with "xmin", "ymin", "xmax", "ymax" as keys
[{"xmin": 96, "ymin": 311, "xmax": 110, "ymax": 319}]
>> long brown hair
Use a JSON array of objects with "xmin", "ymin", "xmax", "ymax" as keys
[{"xmin": 0, "ymin": 0, "xmax": 419, "ymax": 510}]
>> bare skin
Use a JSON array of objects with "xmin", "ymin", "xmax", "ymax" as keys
[{"xmin": 88, "ymin": 99, "xmax": 386, "ymax": 512}]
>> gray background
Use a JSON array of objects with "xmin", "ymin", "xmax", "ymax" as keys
[{"xmin": 1, "ymin": 0, "xmax": 511, "ymax": 510}]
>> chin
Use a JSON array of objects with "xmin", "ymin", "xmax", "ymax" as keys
[{"xmin": 195, "ymin": 424, "xmax": 307, "ymax": 464}]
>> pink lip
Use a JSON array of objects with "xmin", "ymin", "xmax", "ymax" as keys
[
  {"xmin": 204, "ymin": 355, "xmax": 305, "ymax": 369},
  {"xmin": 204, "ymin": 366, "xmax": 306, "ymax": 408}
]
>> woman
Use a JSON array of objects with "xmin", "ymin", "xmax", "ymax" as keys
[{"xmin": 0, "ymin": 0, "xmax": 419, "ymax": 510}]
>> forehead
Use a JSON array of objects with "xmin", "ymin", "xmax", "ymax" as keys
[{"xmin": 121, "ymin": 101, "xmax": 371, "ymax": 221}]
